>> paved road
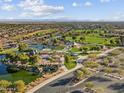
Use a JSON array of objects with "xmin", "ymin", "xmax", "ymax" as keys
[
  {"xmin": 34, "ymin": 72, "xmax": 74, "ymax": 93},
  {"xmin": 34, "ymin": 72, "xmax": 85, "ymax": 93},
  {"xmin": 34, "ymin": 47, "xmax": 122, "ymax": 93},
  {"xmin": 27, "ymin": 64, "xmax": 83, "ymax": 93},
  {"xmin": 35, "ymin": 72, "xmax": 124, "ymax": 93}
]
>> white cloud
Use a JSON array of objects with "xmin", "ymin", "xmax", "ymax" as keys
[
  {"xmin": 72, "ymin": 2, "xmax": 78, "ymax": 7},
  {"xmin": 1, "ymin": 0, "xmax": 12, "ymax": 2},
  {"xmin": 72, "ymin": 2, "xmax": 82, "ymax": 7},
  {"xmin": 1, "ymin": 4, "xmax": 15, "ymax": 11},
  {"xmin": 4, "ymin": 0, "xmax": 12, "ymax": 2},
  {"xmin": 84, "ymin": 1, "xmax": 92, "ymax": 7},
  {"xmin": 18, "ymin": 0, "xmax": 64, "ymax": 17},
  {"xmin": 72, "ymin": 1, "xmax": 93, "ymax": 7},
  {"xmin": 103, "ymin": 12, "xmax": 124, "ymax": 21},
  {"xmin": 112, "ymin": 12, "xmax": 124, "ymax": 21}
]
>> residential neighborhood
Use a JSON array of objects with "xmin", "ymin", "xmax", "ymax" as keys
[{"xmin": 0, "ymin": 0, "xmax": 124, "ymax": 93}]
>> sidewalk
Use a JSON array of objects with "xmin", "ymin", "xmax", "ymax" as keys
[{"xmin": 98, "ymin": 47, "xmax": 120, "ymax": 57}]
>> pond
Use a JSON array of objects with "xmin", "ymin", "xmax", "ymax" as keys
[
  {"xmin": 0, "ymin": 55, "xmax": 40, "ymax": 84},
  {"xmin": 29, "ymin": 44, "xmax": 55, "ymax": 50},
  {"xmin": 0, "ymin": 54, "xmax": 6, "ymax": 61}
]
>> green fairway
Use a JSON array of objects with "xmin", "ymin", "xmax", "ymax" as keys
[
  {"xmin": 66, "ymin": 31, "xmax": 118, "ymax": 46},
  {"xmin": 85, "ymin": 35, "xmax": 105, "ymax": 44}
]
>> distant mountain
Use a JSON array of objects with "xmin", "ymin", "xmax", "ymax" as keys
[{"xmin": 0, "ymin": 19, "xmax": 124, "ymax": 24}]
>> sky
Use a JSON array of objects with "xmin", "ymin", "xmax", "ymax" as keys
[{"xmin": 0, "ymin": 0, "xmax": 124, "ymax": 21}]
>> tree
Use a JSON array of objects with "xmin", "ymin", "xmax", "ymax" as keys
[
  {"xmin": 30, "ymin": 55, "xmax": 41, "ymax": 65},
  {"xmin": 74, "ymin": 70, "xmax": 84, "ymax": 80},
  {"xmin": 80, "ymin": 36, "xmax": 85, "ymax": 42},
  {"xmin": 0, "ymin": 80, "xmax": 12, "ymax": 88},
  {"xmin": 81, "ymin": 68, "xmax": 91, "ymax": 77},
  {"xmin": 103, "ymin": 67, "xmax": 112, "ymax": 74},
  {"xmin": 0, "ymin": 47, "xmax": 3, "ymax": 52},
  {"xmin": 79, "ymin": 48, "xmax": 83, "ymax": 51},
  {"xmin": 85, "ymin": 82, "xmax": 94, "ymax": 90},
  {"xmin": 18, "ymin": 53, "xmax": 29, "ymax": 64},
  {"xmin": 0, "ymin": 80, "xmax": 12, "ymax": 92},
  {"xmin": 72, "ymin": 36, "xmax": 76, "ymax": 40},
  {"xmin": 14, "ymin": 80, "xmax": 25, "ymax": 93},
  {"xmin": 82, "ymin": 47, "xmax": 88, "ymax": 54},
  {"xmin": 18, "ymin": 43, "xmax": 28, "ymax": 51},
  {"xmin": 64, "ymin": 55, "xmax": 69, "ymax": 63},
  {"xmin": 84, "ymin": 61, "xmax": 99, "ymax": 68},
  {"xmin": 94, "ymin": 87, "xmax": 106, "ymax": 93},
  {"xmin": 110, "ymin": 39, "xmax": 115, "ymax": 45},
  {"xmin": 102, "ymin": 58, "xmax": 109, "ymax": 66},
  {"xmin": 115, "ymin": 39, "xmax": 121, "ymax": 46},
  {"xmin": 6, "ymin": 51, "xmax": 17, "ymax": 61}
]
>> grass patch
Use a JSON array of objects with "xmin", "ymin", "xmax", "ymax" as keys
[
  {"xmin": 0, "ymin": 70, "xmax": 40, "ymax": 84},
  {"xmin": 64, "ymin": 61, "xmax": 77, "ymax": 70},
  {"xmin": 65, "ymin": 32, "xmax": 118, "ymax": 45},
  {"xmin": 54, "ymin": 46, "xmax": 64, "ymax": 50},
  {"xmin": 70, "ymin": 47, "xmax": 80, "ymax": 52},
  {"xmin": 85, "ymin": 35, "xmax": 105, "ymax": 44}
]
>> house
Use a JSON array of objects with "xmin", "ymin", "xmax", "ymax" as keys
[
  {"xmin": 76, "ymin": 56, "xmax": 88, "ymax": 63},
  {"xmin": 41, "ymin": 54, "xmax": 51, "ymax": 60},
  {"xmin": 29, "ymin": 50, "xmax": 38, "ymax": 55},
  {"xmin": 74, "ymin": 42, "xmax": 82, "ymax": 48}
]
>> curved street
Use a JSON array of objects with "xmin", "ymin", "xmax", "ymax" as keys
[{"xmin": 35, "ymin": 71, "xmax": 124, "ymax": 93}]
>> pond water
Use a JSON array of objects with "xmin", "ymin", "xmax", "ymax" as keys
[
  {"xmin": 29, "ymin": 44, "xmax": 55, "ymax": 50},
  {"xmin": 0, "ymin": 44, "xmax": 55, "ymax": 84},
  {"xmin": 0, "ymin": 55, "xmax": 40, "ymax": 84},
  {"xmin": 0, "ymin": 54, "xmax": 6, "ymax": 61},
  {"xmin": 0, "ymin": 62, "xmax": 8, "ymax": 75},
  {"xmin": 29, "ymin": 44, "xmax": 46, "ymax": 50}
]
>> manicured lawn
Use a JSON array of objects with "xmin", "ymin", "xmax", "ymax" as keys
[
  {"xmin": 54, "ymin": 46, "xmax": 64, "ymax": 50},
  {"xmin": 66, "ymin": 33, "xmax": 117, "ymax": 45},
  {"xmin": 66, "ymin": 34, "xmax": 106, "ymax": 44},
  {"xmin": 84, "ymin": 34, "xmax": 105, "ymax": 44},
  {"xmin": 0, "ymin": 70, "xmax": 40, "ymax": 84},
  {"xmin": 64, "ymin": 61, "xmax": 77, "ymax": 70},
  {"xmin": 70, "ymin": 47, "xmax": 80, "ymax": 52}
]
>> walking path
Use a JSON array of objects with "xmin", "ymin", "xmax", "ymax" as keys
[
  {"xmin": 98, "ymin": 47, "xmax": 120, "ymax": 57},
  {"xmin": 26, "ymin": 47, "xmax": 121, "ymax": 93}
]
